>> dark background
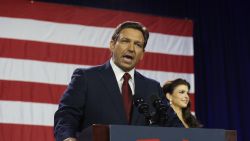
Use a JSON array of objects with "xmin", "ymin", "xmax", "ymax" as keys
[{"xmin": 39, "ymin": 0, "xmax": 250, "ymax": 141}]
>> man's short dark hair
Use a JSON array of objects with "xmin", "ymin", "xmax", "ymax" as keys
[{"xmin": 111, "ymin": 21, "xmax": 149, "ymax": 49}]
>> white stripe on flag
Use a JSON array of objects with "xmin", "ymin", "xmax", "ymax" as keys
[
  {"xmin": 0, "ymin": 100, "xmax": 57, "ymax": 126},
  {"xmin": 138, "ymin": 69, "xmax": 195, "ymax": 93},
  {"xmin": 0, "ymin": 16, "xmax": 193, "ymax": 56},
  {"xmin": 0, "ymin": 57, "xmax": 195, "ymax": 93}
]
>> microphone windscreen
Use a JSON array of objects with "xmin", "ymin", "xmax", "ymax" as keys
[
  {"xmin": 150, "ymin": 94, "xmax": 160, "ymax": 103},
  {"xmin": 133, "ymin": 96, "xmax": 144, "ymax": 107}
]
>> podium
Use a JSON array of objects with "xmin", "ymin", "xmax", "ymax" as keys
[{"xmin": 77, "ymin": 124, "xmax": 236, "ymax": 141}]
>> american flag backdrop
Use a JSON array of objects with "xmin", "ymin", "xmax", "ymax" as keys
[{"xmin": 0, "ymin": 1, "xmax": 194, "ymax": 141}]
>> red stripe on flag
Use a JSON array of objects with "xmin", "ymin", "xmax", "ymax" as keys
[
  {"xmin": 0, "ymin": 38, "xmax": 194, "ymax": 73},
  {"xmin": 140, "ymin": 53, "xmax": 193, "ymax": 73},
  {"xmin": 0, "ymin": 80, "xmax": 65, "ymax": 104},
  {"xmin": 189, "ymin": 94, "xmax": 195, "ymax": 111},
  {"xmin": 0, "ymin": 79, "xmax": 195, "ymax": 112},
  {"xmin": 0, "ymin": 1, "xmax": 193, "ymax": 36},
  {"xmin": 0, "ymin": 123, "xmax": 54, "ymax": 141}
]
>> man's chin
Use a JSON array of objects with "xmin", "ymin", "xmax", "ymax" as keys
[{"xmin": 120, "ymin": 64, "xmax": 134, "ymax": 72}]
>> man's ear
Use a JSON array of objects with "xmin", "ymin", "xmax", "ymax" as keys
[
  {"xmin": 109, "ymin": 40, "xmax": 115, "ymax": 51},
  {"xmin": 139, "ymin": 51, "xmax": 144, "ymax": 60}
]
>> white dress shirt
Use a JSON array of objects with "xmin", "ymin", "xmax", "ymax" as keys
[{"xmin": 110, "ymin": 59, "xmax": 135, "ymax": 95}]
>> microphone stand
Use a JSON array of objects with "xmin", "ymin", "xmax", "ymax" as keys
[
  {"xmin": 151, "ymin": 95, "xmax": 168, "ymax": 126},
  {"xmin": 134, "ymin": 97, "xmax": 155, "ymax": 125}
]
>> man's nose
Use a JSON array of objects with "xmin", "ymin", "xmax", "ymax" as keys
[{"xmin": 127, "ymin": 42, "xmax": 135, "ymax": 51}]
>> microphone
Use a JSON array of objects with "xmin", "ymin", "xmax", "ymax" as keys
[
  {"xmin": 150, "ymin": 95, "xmax": 167, "ymax": 126},
  {"xmin": 133, "ymin": 96, "xmax": 153, "ymax": 125}
]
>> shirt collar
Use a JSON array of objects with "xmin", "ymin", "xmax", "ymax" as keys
[{"xmin": 110, "ymin": 58, "xmax": 135, "ymax": 81}]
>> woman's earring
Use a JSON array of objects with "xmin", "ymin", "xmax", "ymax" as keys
[{"xmin": 169, "ymin": 99, "xmax": 172, "ymax": 105}]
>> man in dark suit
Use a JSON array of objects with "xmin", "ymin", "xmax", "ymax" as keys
[{"xmin": 54, "ymin": 21, "xmax": 164, "ymax": 141}]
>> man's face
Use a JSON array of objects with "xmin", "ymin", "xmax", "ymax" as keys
[{"xmin": 110, "ymin": 28, "xmax": 145, "ymax": 72}]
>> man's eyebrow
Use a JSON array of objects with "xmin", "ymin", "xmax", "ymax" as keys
[
  {"xmin": 119, "ymin": 36, "xmax": 144, "ymax": 43},
  {"xmin": 134, "ymin": 40, "xmax": 144, "ymax": 43}
]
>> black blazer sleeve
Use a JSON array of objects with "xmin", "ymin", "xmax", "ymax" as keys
[{"xmin": 54, "ymin": 68, "xmax": 87, "ymax": 141}]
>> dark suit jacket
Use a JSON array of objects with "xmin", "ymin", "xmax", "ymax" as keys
[{"xmin": 54, "ymin": 61, "xmax": 163, "ymax": 141}]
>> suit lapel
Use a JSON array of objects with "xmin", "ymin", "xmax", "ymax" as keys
[
  {"xmin": 132, "ymin": 71, "xmax": 148, "ymax": 124},
  {"xmin": 134, "ymin": 71, "xmax": 146, "ymax": 97},
  {"xmin": 98, "ymin": 61, "xmax": 127, "ymax": 121}
]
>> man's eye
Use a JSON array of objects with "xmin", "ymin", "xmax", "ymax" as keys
[
  {"xmin": 120, "ymin": 39, "xmax": 130, "ymax": 43},
  {"xmin": 135, "ymin": 43, "xmax": 143, "ymax": 48}
]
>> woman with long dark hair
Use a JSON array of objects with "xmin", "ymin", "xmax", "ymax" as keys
[{"xmin": 162, "ymin": 78, "xmax": 202, "ymax": 128}]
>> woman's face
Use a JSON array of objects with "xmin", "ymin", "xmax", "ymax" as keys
[{"xmin": 168, "ymin": 84, "xmax": 190, "ymax": 109}]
